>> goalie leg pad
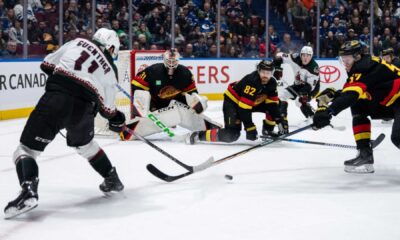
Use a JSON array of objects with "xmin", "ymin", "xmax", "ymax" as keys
[
  {"xmin": 172, "ymin": 100, "xmax": 221, "ymax": 131},
  {"xmin": 122, "ymin": 104, "xmax": 182, "ymax": 140}
]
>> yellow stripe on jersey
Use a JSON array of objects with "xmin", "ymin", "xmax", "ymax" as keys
[
  {"xmin": 131, "ymin": 80, "xmax": 150, "ymax": 91},
  {"xmin": 342, "ymin": 86, "xmax": 370, "ymax": 99},
  {"xmin": 246, "ymin": 125, "xmax": 256, "ymax": 131},
  {"xmin": 385, "ymin": 92, "xmax": 400, "ymax": 106},
  {"xmin": 264, "ymin": 118, "xmax": 276, "ymax": 126},
  {"xmin": 238, "ymin": 101, "xmax": 253, "ymax": 109},
  {"xmin": 225, "ymin": 90, "xmax": 239, "ymax": 104}
]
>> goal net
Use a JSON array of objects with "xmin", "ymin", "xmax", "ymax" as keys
[{"xmin": 94, "ymin": 50, "xmax": 165, "ymax": 136}]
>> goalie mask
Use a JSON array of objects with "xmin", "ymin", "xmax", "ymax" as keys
[
  {"xmin": 163, "ymin": 49, "xmax": 180, "ymax": 75},
  {"xmin": 93, "ymin": 28, "xmax": 120, "ymax": 59}
]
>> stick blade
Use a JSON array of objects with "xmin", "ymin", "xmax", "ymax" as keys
[
  {"xmin": 146, "ymin": 164, "xmax": 191, "ymax": 182},
  {"xmin": 372, "ymin": 133, "xmax": 385, "ymax": 149}
]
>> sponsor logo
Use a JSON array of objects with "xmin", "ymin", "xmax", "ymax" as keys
[
  {"xmin": 147, "ymin": 113, "xmax": 175, "ymax": 137},
  {"xmin": 136, "ymin": 56, "xmax": 163, "ymax": 61},
  {"xmin": 319, "ymin": 65, "xmax": 341, "ymax": 83}
]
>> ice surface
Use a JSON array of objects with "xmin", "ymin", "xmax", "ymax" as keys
[{"xmin": 1, "ymin": 101, "xmax": 400, "ymax": 240}]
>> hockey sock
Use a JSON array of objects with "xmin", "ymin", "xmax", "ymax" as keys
[
  {"xmin": 89, "ymin": 149, "xmax": 113, "ymax": 178},
  {"xmin": 353, "ymin": 116, "xmax": 371, "ymax": 149},
  {"xmin": 199, "ymin": 129, "xmax": 219, "ymax": 142},
  {"xmin": 16, "ymin": 157, "xmax": 39, "ymax": 185}
]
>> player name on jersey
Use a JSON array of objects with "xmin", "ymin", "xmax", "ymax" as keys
[{"xmin": 76, "ymin": 40, "xmax": 111, "ymax": 75}]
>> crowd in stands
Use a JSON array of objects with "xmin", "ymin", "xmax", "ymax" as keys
[{"xmin": 1, "ymin": 0, "xmax": 400, "ymax": 59}]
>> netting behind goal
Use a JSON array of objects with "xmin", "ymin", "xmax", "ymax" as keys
[{"xmin": 94, "ymin": 50, "xmax": 165, "ymax": 136}]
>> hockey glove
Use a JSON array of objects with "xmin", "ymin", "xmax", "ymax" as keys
[
  {"xmin": 108, "ymin": 110, "xmax": 126, "ymax": 133},
  {"xmin": 315, "ymin": 87, "xmax": 339, "ymax": 107},
  {"xmin": 312, "ymin": 107, "xmax": 332, "ymax": 130},
  {"xmin": 245, "ymin": 125, "xmax": 258, "ymax": 141},
  {"xmin": 273, "ymin": 67, "xmax": 283, "ymax": 80}
]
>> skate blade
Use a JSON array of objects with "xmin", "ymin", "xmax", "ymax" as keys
[
  {"xmin": 4, "ymin": 198, "xmax": 38, "ymax": 220},
  {"xmin": 344, "ymin": 164, "xmax": 375, "ymax": 174}
]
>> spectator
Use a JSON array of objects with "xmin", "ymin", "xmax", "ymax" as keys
[
  {"xmin": 268, "ymin": 25, "xmax": 280, "ymax": 45},
  {"xmin": 330, "ymin": 16, "xmax": 346, "ymax": 36},
  {"xmin": 149, "ymin": 44, "xmax": 158, "ymax": 50},
  {"xmin": 291, "ymin": 0, "xmax": 308, "ymax": 38},
  {"xmin": 153, "ymin": 25, "xmax": 170, "ymax": 48},
  {"xmin": 335, "ymin": 5, "xmax": 348, "ymax": 24},
  {"xmin": 320, "ymin": 19, "xmax": 330, "ymax": 41},
  {"xmin": 182, "ymin": 43, "xmax": 195, "ymax": 58},
  {"xmin": 322, "ymin": 31, "xmax": 340, "ymax": 58},
  {"xmin": 346, "ymin": 28, "xmax": 358, "ymax": 41},
  {"xmin": 8, "ymin": 20, "xmax": 25, "ymax": 44},
  {"xmin": 241, "ymin": 0, "xmax": 257, "ymax": 18},
  {"xmin": 383, "ymin": 36, "xmax": 400, "ymax": 55},
  {"xmin": 277, "ymin": 33, "xmax": 297, "ymax": 54},
  {"xmin": 193, "ymin": 34, "xmax": 208, "ymax": 57},
  {"xmin": 137, "ymin": 33, "xmax": 149, "ymax": 49},
  {"xmin": 244, "ymin": 35, "xmax": 259, "ymax": 58},
  {"xmin": 304, "ymin": 8, "xmax": 317, "ymax": 45},
  {"xmin": 0, "ymin": 40, "xmax": 17, "ymax": 57},
  {"xmin": 207, "ymin": 43, "xmax": 218, "ymax": 57},
  {"xmin": 147, "ymin": 7, "xmax": 163, "ymax": 34},
  {"xmin": 359, "ymin": 26, "xmax": 371, "ymax": 46},
  {"xmin": 136, "ymin": 22, "xmax": 152, "ymax": 44},
  {"xmin": 372, "ymin": 36, "xmax": 383, "ymax": 56},
  {"xmin": 174, "ymin": 24, "xmax": 186, "ymax": 46},
  {"xmin": 225, "ymin": 45, "xmax": 238, "ymax": 58}
]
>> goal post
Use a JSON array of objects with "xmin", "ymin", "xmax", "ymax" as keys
[{"xmin": 94, "ymin": 50, "xmax": 165, "ymax": 136}]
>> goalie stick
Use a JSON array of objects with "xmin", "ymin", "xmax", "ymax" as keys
[
  {"xmin": 146, "ymin": 124, "xmax": 313, "ymax": 182},
  {"xmin": 260, "ymin": 133, "xmax": 385, "ymax": 150}
]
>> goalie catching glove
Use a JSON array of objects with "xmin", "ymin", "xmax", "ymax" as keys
[
  {"xmin": 185, "ymin": 92, "xmax": 208, "ymax": 114},
  {"xmin": 108, "ymin": 110, "xmax": 126, "ymax": 132}
]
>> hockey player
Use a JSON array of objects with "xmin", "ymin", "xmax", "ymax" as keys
[
  {"xmin": 274, "ymin": 46, "xmax": 320, "ymax": 124},
  {"xmin": 120, "ymin": 48, "xmax": 221, "ymax": 140},
  {"xmin": 381, "ymin": 47, "xmax": 400, "ymax": 67},
  {"xmin": 187, "ymin": 60, "xmax": 288, "ymax": 144},
  {"xmin": 313, "ymin": 40, "xmax": 400, "ymax": 173},
  {"xmin": 4, "ymin": 28, "xmax": 125, "ymax": 219}
]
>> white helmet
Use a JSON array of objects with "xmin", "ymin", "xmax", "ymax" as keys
[
  {"xmin": 163, "ymin": 48, "xmax": 180, "ymax": 70},
  {"xmin": 93, "ymin": 28, "xmax": 120, "ymax": 58},
  {"xmin": 300, "ymin": 46, "xmax": 313, "ymax": 58}
]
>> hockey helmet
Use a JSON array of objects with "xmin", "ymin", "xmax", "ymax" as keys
[
  {"xmin": 339, "ymin": 40, "xmax": 362, "ymax": 56},
  {"xmin": 93, "ymin": 28, "xmax": 120, "ymax": 58},
  {"xmin": 382, "ymin": 47, "xmax": 394, "ymax": 56},
  {"xmin": 257, "ymin": 60, "xmax": 274, "ymax": 72},
  {"xmin": 300, "ymin": 46, "xmax": 313, "ymax": 57},
  {"xmin": 163, "ymin": 49, "xmax": 180, "ymax": 70}
]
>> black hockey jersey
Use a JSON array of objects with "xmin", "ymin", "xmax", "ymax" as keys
[
  {"xmin": 131, "ymin": 63, "xmax": 197, "ymax": 109},
  {"xmin": 331, "ymin": 55, "xmax": 400, "ymax": 114},
  {"xmin": 224, "ymin": 71, "xmax": 280, "ymax": 127}
]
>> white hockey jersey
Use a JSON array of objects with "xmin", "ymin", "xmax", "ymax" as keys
[
  {"xmin": 281, "ymin": 53, "xmax": 320, "ymax": 88},
  {"xmin": 41, "ymin": 38, "xmax": 118, "ymax": 118}
]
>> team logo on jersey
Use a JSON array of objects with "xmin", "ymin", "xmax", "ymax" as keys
[
  {"xmin": 319, "ymin": 65, "xmax": 341, "ymax": 83},
  {"xmin": 156, "ymin": 80, "xmax": 162, "ymax": 86}
]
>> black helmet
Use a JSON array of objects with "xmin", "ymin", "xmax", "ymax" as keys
[
  {"xmin": 257, "ymin": 60, "xmax": 274, "ymax": 71},
  {"xmin": 339, "ymin": 40, "xmax": 362, "ymax": 56},
  {"xmin": 382, "ymin": 47, "xmax": 394, "ymax": 56}
]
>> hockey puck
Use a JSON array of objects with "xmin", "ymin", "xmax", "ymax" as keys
[{"xmin": 224, "ymin": 174, "xmax": 233, "ymax": 180}]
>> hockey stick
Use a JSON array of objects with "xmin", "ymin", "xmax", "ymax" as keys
[
  {"xmin": 123, "ymin": 126, "xmax": 214, "ymax": 172},
  {"xmin": 260, "ymin": 133, "xmax": 385, "ymax": 150},
  {"xmin": 146, "ymin": 124, "xmax": 313, "ymax": 182}
]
